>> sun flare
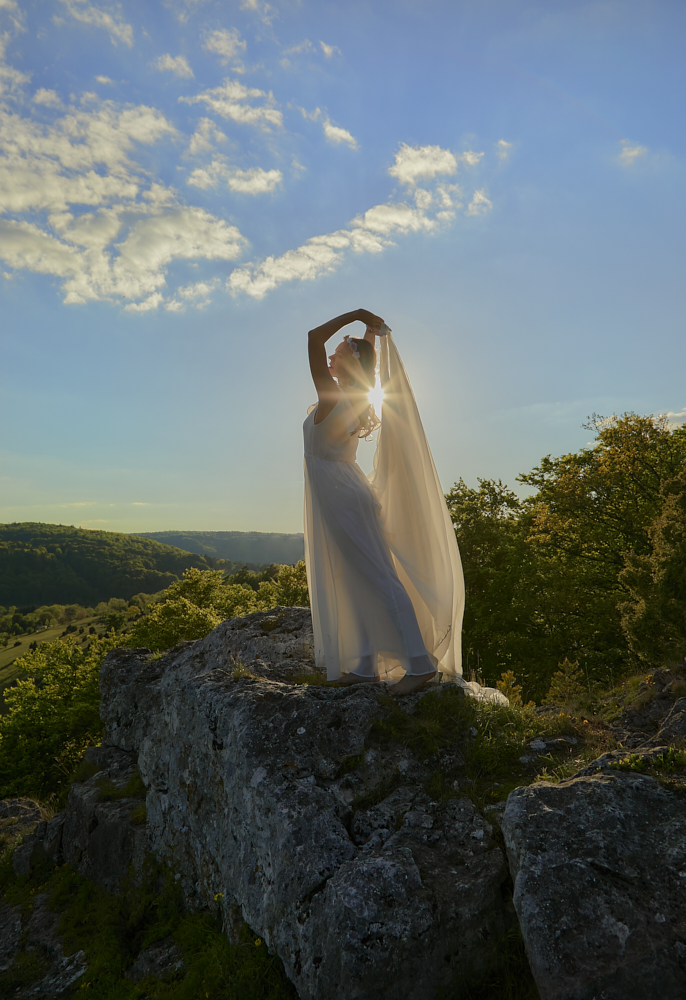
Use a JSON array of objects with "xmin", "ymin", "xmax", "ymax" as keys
[{"xmin": 368, "ymin": 379, "xmax": 384, "ymax": 411}]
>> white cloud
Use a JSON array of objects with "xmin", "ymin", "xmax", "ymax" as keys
[
  {"xmin": 180, "ymin": 78, "xmax": 282, "ymax": 129},
  {"xmin": 319, "ymin": 41, "xmax": 340, "ymax": 58},
  {"xmin": 164, "ymin": 277, "xmax": 219, "ymax": 311},
  {"xmin": 229, "ymin": 192, "xmax": 454, "ymax": 300},
  {"xmin": 0, "ymin": 0, "xmax": 30, "ymax": 96},
  {"xmin": 0, "ymin": 96, "xmax": 248, "ymax": 308},
  {"xmin": 124, "ymin": 292, "xmax": 164, "ymax": 312},
  {"xmin": 203, "ymin": 28, "xmax": 246, "ymax": 65},
  {"xmin": 389, "ymin": 143, "xmax": 458, "ymax": 186},
  {"xmin": 0, "ymin": 103, "xmax": 176, "ymax": 215},
  {"xmin": 240, "ymin": 0, "xmax": 275, "ymax": 26},
  {"xmin": 33, "ymin": 88, "xmax": 62, "ymax": 107},
  {"xmin": 227, "ymin": 164, "xmax": 489, "ymax": 300},
  {"xmin": 187, "ymin": 117, "xmax": 227, "ymax": 156},
  {"xmin": 152, "ymin": 54, "xmax": 194, "ymax": 79},
  {"xmin": 496, "ymin": 139, "xmax": 513, "ymax": 160},
  {"xmin": 59, "ymin": 0, "xmax": 134, "ymax": 48},
  {"xmin": 163, "ymin": 0, "xmax": 210, "ymax": 25},
  {"xmin": 283, "ymin": 40, "xmax": 314, "ymax": 56},
  {"xmin": 461, "ymin": 150, "xmax": 483, "ymax": 166},
  {"xmin": 352, "ymin": 202, "xmax": 437, "ymax": 235},
  {"xmin": 465, "ymin": 189, "xmax": 492, "ymax": 216},
  {"xmin": 322, "ymin": 119, "xmax": 357, "ymax": 149},
  {"xmin": 619, "ymin": 140, "xmax": 648, "ymax": 166},
  {"xmin": 187, "ymin": 158, "xmax": 282, "ymax": 194},
  {"xmin": 664, "ymin": 407, "xmax": 686, "ymax": 427},
  {"xmin": 95, "ymin": 75, "xmax": 114, "ymax": 84}
]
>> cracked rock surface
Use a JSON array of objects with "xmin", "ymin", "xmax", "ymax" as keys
[
  {"xmin": 502, "ymin": 771, "xmax": 686, "ymax": 1000},
  {"xmin": 100, "ymin": 607, "xmax": 513, "ymax": 1000}
]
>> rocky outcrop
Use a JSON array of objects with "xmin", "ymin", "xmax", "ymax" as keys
[
  {"xmin": 95, "ymin": 607, "xmax": 513, "ymax": 1000},
  {"xmin": 8, "ymin": 607, "xmax": 686, "ymax": 1000},
  {"xmin": 501, "ymin": 770, "xmax": 686, "ymax": 1000}
]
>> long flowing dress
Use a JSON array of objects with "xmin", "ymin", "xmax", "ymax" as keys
[{"xmin": 303, "ymin": 330, "xmax": 464, "ymax": 683}]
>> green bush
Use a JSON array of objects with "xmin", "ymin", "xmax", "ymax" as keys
[
  {"xmin": 127, "ymin": 564, "xmax": 310, "ymax": 653},
  {"xmin": 0, "ymin": 853, "xmax": 298, "ymax": 1000},
  {"xmin": 0, "ymin": 633, "xmax": 119, "ymax": 799}
]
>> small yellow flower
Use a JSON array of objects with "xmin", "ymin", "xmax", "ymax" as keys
[
  {"xmin": 214, "ymin": 892, "xmax": 224, "ymax": 901},
  {"xmin": 255, "ymin": 938, "xmax": 262, "ymax": 947}
]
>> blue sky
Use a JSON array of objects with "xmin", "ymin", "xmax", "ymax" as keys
[{"xmin": 1, "ymin": 0, "xmax": 685, "ymax": 534}]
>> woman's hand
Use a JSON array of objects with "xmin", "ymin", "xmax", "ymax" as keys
[{"xmin": 356, "ymin": 308, "xmax": 384, "ymax": 329}]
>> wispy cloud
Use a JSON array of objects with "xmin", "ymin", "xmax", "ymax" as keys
[
  {"xmin": 283, "ymin": 40, "xmax": 314, "ymax": 56},
  {"xmin": 152, "ymin": 54, "xmax": 194, "ymax": 79},
  {"xmin": 319, "ymin": 41, "xmax": 340, "ymax": 58},
  {"xmin": 619, "ymin": 139, "xmax": 648, "ymax": 166},
  {"xmin": 163, "ymin": 0, "xmax": 211, "ymax": 25},
  {"xmin": 186, "ymin": 117, "xmax": 227, "ymax": 156},
  {"xmin": 465, "ymin": 189, "xmax": 492, "ymax": 216},
  {"xmin": 296, "ymin": 106, "xmax": 357, "ymax": 149},
  {"xmin": 323, "ymin": 119, "xmax": 357, "ymax": 149},
  {"xmin": 203, "ymin": 28, "xmax": 246, "ymax": 68},
  {"xmin": 164, "ymin": 278, "xmax": 219, "ymax": 311},
  {"xmin": 179, "ymin": 78, "xmax": 282, "ymax": 129},
  {"xmin": 187, "ymin": 159, "xmax": 282, "ymax": 194},
  {"xmin": 228, "ymin": 151, "xmax": 477, "ymax": 299},
  {"xmin": 496, "ymin": 139, "xmax": 513, "ymax": 161},
  {"xmin": 240, "ymin": 0, "xmax": 275, "ymax": 27},
  {"xmin": 95, "ymin": 75, "xmax": 115, "ymax": 85},
  {"xmin": 59, "ymin": 0, "xmax": 133, "ymax": 48},
  {"xmin": 33, "ymin": 88, "xmax": 62, "ymax": 107},
  {"xmin": 389, "ymin": 143, "xmax": 482, "ymax": 186},
  {"xmin": 0, "ymin": 0, "xmax": 30, "ymax": 96}
]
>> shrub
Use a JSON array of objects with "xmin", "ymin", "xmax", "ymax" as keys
[
  {"xmin": 496, "ymin": 670, "xmax": 523, "ymax": 706},
  {"xmin": 543, "ymin": 658, "xmax": 585, "ymax": 708},
  {"xmin": 0, "ymin": 633, "xmax": 119, "ymax": 799}
]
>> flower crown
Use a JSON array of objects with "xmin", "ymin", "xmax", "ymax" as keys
[{"xmin": 343, "ymin": 334, "xmax": 360, "ymax": 359}]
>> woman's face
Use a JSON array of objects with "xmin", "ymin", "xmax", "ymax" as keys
[{"xmin": 328, "ymin": 340, "xmax": 353, "ymax": 380}]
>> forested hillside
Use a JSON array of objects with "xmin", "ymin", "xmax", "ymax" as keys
[
  {"xmin": 136, "ymin": 530, "xmax": 304, "ymax": 564},
  {"xmin": 0, "ymin": 523, "xmax": 217, "ymax": 606}
]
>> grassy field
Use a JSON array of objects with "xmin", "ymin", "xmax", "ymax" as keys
[{"xmin": 0, "ymin": 616, "xmax": 101, "ymax": 714}]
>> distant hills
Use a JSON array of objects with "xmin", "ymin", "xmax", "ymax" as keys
[
  {"xmin": 0, "ymin": 523, "xmax": 216, "ymax": 608},
  {"xmin": 135, "ymin": 530, "xmax": 304, "ymax": 565},
  {"xmin": 0, "ymin": 523, "xmax": 304, "ymax": 609}
]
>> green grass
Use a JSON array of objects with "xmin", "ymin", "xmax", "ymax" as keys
[
  {"xmin": 367, "ymin": 687, "xmax": 607, "ymax": 806},
  {"xmin": 0, "ymin": 850, "xmax": 297, "ymax": 1000}
]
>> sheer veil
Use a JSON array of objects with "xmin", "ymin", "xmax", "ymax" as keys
[{"xmin": 368, "ymin": 328, "xmax": 465, "ymax": 678}]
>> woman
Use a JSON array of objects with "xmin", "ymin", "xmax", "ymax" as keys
[{"xmin": 304, "ymin": 308, "xmax": 464, "ymax": 694}]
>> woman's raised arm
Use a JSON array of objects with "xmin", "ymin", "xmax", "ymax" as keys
[{"xmin": 307, "ymin": 308, "xmax": 383, "ymax": 397}]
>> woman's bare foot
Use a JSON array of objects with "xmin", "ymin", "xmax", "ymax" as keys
[
  {"xmin": 337, "ymin": 672, "xmax": 380, "ymax": 685},
  {"xmin": 391, "ymin": 670, "xmax": 437, "ymax": 696}
]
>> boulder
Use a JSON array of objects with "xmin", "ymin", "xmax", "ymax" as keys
[
  {"xmin": 502, "ymin": 771, "xmax": 686, "ymax": 1000},
  {"xmin": 98, "ymin": 607, "xmax": 513, "ymax": 1000},
  {"xmin": 59, "ymin": 746, "xmax": 150, "ymax": 893}
]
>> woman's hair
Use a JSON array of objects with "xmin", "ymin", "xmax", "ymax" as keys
[{"xmin": 348, "ymin": 337, "xmax": 380, "ymax": 438}]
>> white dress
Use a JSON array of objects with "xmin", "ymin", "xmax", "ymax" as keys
[{"xmin": 303, "ymin": 331, "xmax": 464, "ymax": 683}]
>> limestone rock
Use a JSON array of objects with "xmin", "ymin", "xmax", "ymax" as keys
[
  {"xmin": 99, "ymin": 606, "xmax": 513, "ymax": 1000},
  {"xmin": 125, "ymin": 937, "xmax": 184, "ymax": 983},
  {"xmin": 59, "ymin": 746, "xmax": 150, "ymax": 893},
  {"xmin": 0, "ymin": 904, "xmax": 22, "ymax": 972},
  {"xmin": 502, "ymin": 772, "xmax": 686, "ymax": 1000},
  {"xmin": 655, "ymin": 696, "xmax": 686, "ymax": 743}
]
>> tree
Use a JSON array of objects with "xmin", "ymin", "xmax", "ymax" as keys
[
  {"xmin": 0, "ymin": 633, "xmax": 120, "ymax": 798},
  {"xmin": 620, "ymin": 470, "xmax": 686, "ymax": 662}
]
